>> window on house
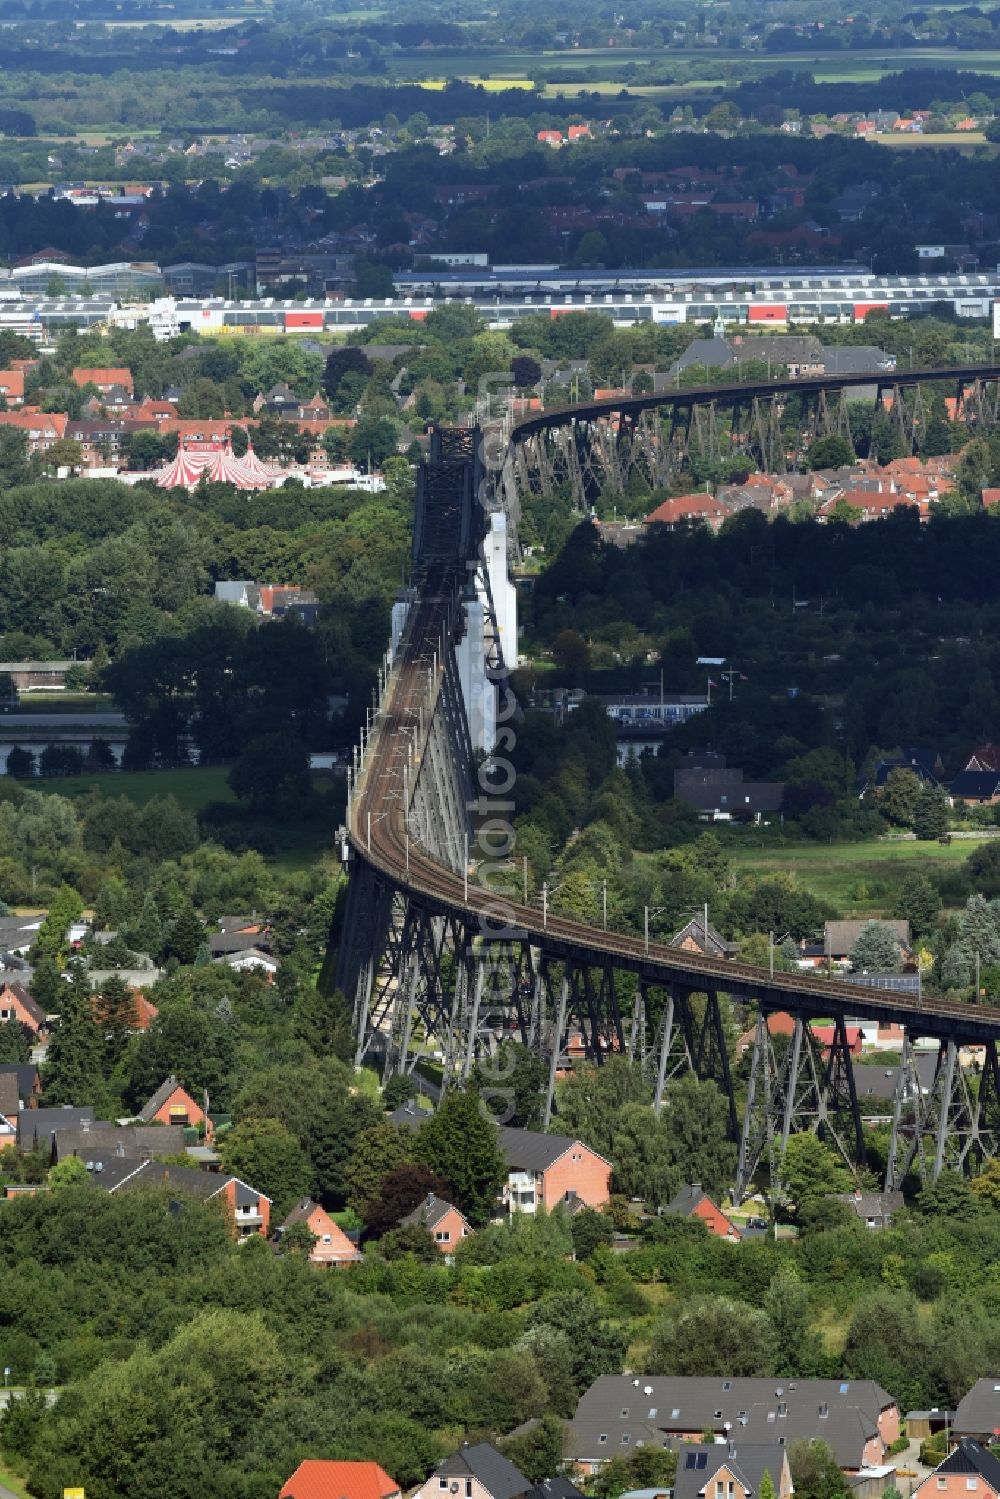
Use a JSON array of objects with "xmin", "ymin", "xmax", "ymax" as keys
[
  {"xmin": 967, "ymin": 1482, "xmax": 977, "ymax": 1491},
  {"xmin": 723, "ymin": 1382, "xmax": 732, "ymax": 1391},
  {"xmin": 716, "ymin": 1482, "xmax": 724, "ymax": 1499},
  {"xmin": 819, "ymin": 1405, "xmax": 828, "ymax": 1419},
  {"xmin": 778, "ymin": 1404, "xmax": 787, "ymax": 1418},
  {"xmin": 936, "ymin": 1481, "xmax": 946, "ymax": 1491},
  {"xmin": 322, "ymin": 1235, "xmax": 332, "ymax": 1243},
  {"xmin": 671, "ymin": 1409, "xmax": 681, "ymax": 1419},
  {"xmin": 466, "ymin": 1482, "xmax": 472, "ymax": 1497},
  {"xmin": 436, "ymin": 1231, "xmax": 450, "ymax": 1241},
  {"xmin": 649, "ymin": 1408, "xmax": 657, "ymax": 1419},
  {"xmin": 697, "ymin": 1456, "xmax": 707, "ymax": 1471},
  {"xmin": 621, "ymin": 1436, "xmax": 630, "ymax": 1447},
  {"xmin": 621, "ymin": 1410, "xmax": 630, "ymax": 1418},
  {"xmin": 439, "ymin": 1481, "xmax": 449, "ymax": 1490},
  {"xmin": 598, "ymin": 1435, "xmax": 608, "ymax": 1445},
  {"xmin": 686, "ymin": 1457, "xmax": 698, "ymax": 1470}
]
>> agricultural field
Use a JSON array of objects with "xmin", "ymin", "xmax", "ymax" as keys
[{"xmin": 731, "ymin": 835, "xmax": 994, "ymax": 915}]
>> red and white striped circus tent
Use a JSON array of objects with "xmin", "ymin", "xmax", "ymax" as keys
[{"xmin": 153, "ymin": 438, "xmax": 275, "ymax": 491}]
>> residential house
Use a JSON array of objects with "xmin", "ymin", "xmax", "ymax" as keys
[
  {"xmin": 913, "ymin": 1440, "xmax": 1000, "ymax": 1499},
  {"xmin": 216, "ymin": 946, "xmax": 278, "ymax": 977},
  {"xmin": 857, "ymin": 748, "xmax": 943, "ymax": 798},
  {"xmin": 0, "ymin": 1073, "xmax": 19, "ymax": 1136},
  {"xmin": 949, "ymin": 771, "xmax": 1000, "ymax": 806},
  {"xmin": 0, "ymin": 370, "xmax": 25, "ymax": 406},
  {"xmin": 208, "ymin": 922, "xmax": 267, "ymax": 958},
  {"xmin": 663, "ymin": 1183, "xmax": 740, "ymax": 1241},
  {"xmin": 673, "ymin": 766, "xmax": 785, "ymax": 821},
  {"xmin": 67, "ymin": 418, "xmax": 157, "ymax": 469},
  {"xmin": 834, "ymin": 1187, "xmax": 904, "ymax": 1230},
  {"xmin": 50, "ymin": 1120, "xmax": 188, "ymax": 1163},
  {"xmin": 413, "ymin": 1443, "xmax": 531, "ymax": 1499},
  {"xmin": 0, "ymin": 1063, "xmax": 41, "ymax": 1107},
  {"xmin": 17, "ymin": 1105, "xmax": 94, "ymax": 1152},
  {"xmin": 963, "ymin": 745, "xmax": 1000, "ymax": 773},
  {"xmin": 137, "ymin": 1075, "xmax": 213, "ymax": 1142},
  {"xmin": 102, "ymin": 1159, "xmax": 271, "ymax": 1238},
  {"xmin": 670, "ymin": 915, "xmax": 738, "ymax": 959},
  {"xmin": 852, "ymin": 1056, "xmax": 935, "ymax": 1119},
  {"xmin": 953, "ymin": 1382, "xmax": 1000, "ymax": 1442},
  {"xmin": 824, "ymin": 920, "xmax": 910, "ymax": 963},
  {"xmin": 566, "ymin": 1376, "xmax": 900, "ymax": 1474},
  {"xmin": 810, "ymin": 1023, "xmax": 863, "ymax": 1055},
  {"xmin": 0, "ymin": 410, "xmax": 68, "ymax": 456},
  {"xmin": 401, "ymin": 1191, "xmax": 472, "ymax": 1253},
  {"xmin": 673, "ymin": 1443, "xmax": 793, "ymax": 1499},
  {"xmin": 499, "ymin": 1127, "xmax": 612, "ymax": 1215},
  {"xmin": 280, "ymin": 1459, "xmax": 401, "ymax": 1499},
  {"xmin": 525, "ymin": 1482, "xmax": 584, "ymax": 1499},
  {"xmin": 277, "ymin": 1198, "xmax": 362, "ymax": 1266},
  {"xmin": 644, "ymin": 494, "xmax": 732, "ymax": 533},
  {"xmin": 390, "ymin": 1107, "xmax": 612, "ymax": 1215},
  {"xmin": 0, "ymin": 978, "xmax": 46, "ymax": 1036},
  {"xmin": 71, "ymin": 367, "xmax": 135, "ymax": 398}
]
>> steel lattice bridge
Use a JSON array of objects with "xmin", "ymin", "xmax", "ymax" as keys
[{"xmin": 335, "ymin": 366, "xmax": 1000, "ymax": 1200}]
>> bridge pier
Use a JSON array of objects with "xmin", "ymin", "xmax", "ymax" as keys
[{"xmin": 735, "ymin": 1009, "xmax": 866, "ymax": 1204}]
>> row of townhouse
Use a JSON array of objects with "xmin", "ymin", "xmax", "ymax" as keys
[{"xmin": 643, "ymin": 454, "xmax": 960, "ymax": 533}]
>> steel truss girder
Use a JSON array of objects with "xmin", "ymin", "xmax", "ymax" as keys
[
  {"xmin": 735, "ymin": 1010, "xmax": 865, "ymax": 1203},
  {"xmin": 887, "ymin": 1033, "xmax": 1000, "ymax": 1188}
]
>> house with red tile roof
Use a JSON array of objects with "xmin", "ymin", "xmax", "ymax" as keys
[
  {"xmin": 280, "ymin": 1459, "xmax": 401, "ymax": 1499},
  {"xmin": 71, "ymin": 367, "xmax": 135, "ymax": 398},
  {"xmin": 645, "ymin": 494, "xmax": 732, "ymax": 532},
  {"xmin": 0, "ymin": 370, "xmax": 25, "ymax": 406},
  {"xmin": 0, "ymin": 410, "xmax": 67, "ymax": 454}
]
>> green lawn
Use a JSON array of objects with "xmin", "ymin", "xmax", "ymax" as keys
[
  {"xmin": 0, "ymin": 1458, "xmax": 34, "ymax": 1499},
  {"xmin": 731, "ymin": 835, "xmax": 992, "ymax": 915},
  {"xmin": 33, "ymin": 766, "xmax": 341, "ymax": 874},
  {"xmin": 39, "ymin": 766, "xmax": 236, "ymax": 813}
]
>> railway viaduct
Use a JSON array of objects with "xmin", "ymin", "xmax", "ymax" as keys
[{"xmin": 334, "ymin": 365, "xmax": 1000, "ymax": 1200}]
